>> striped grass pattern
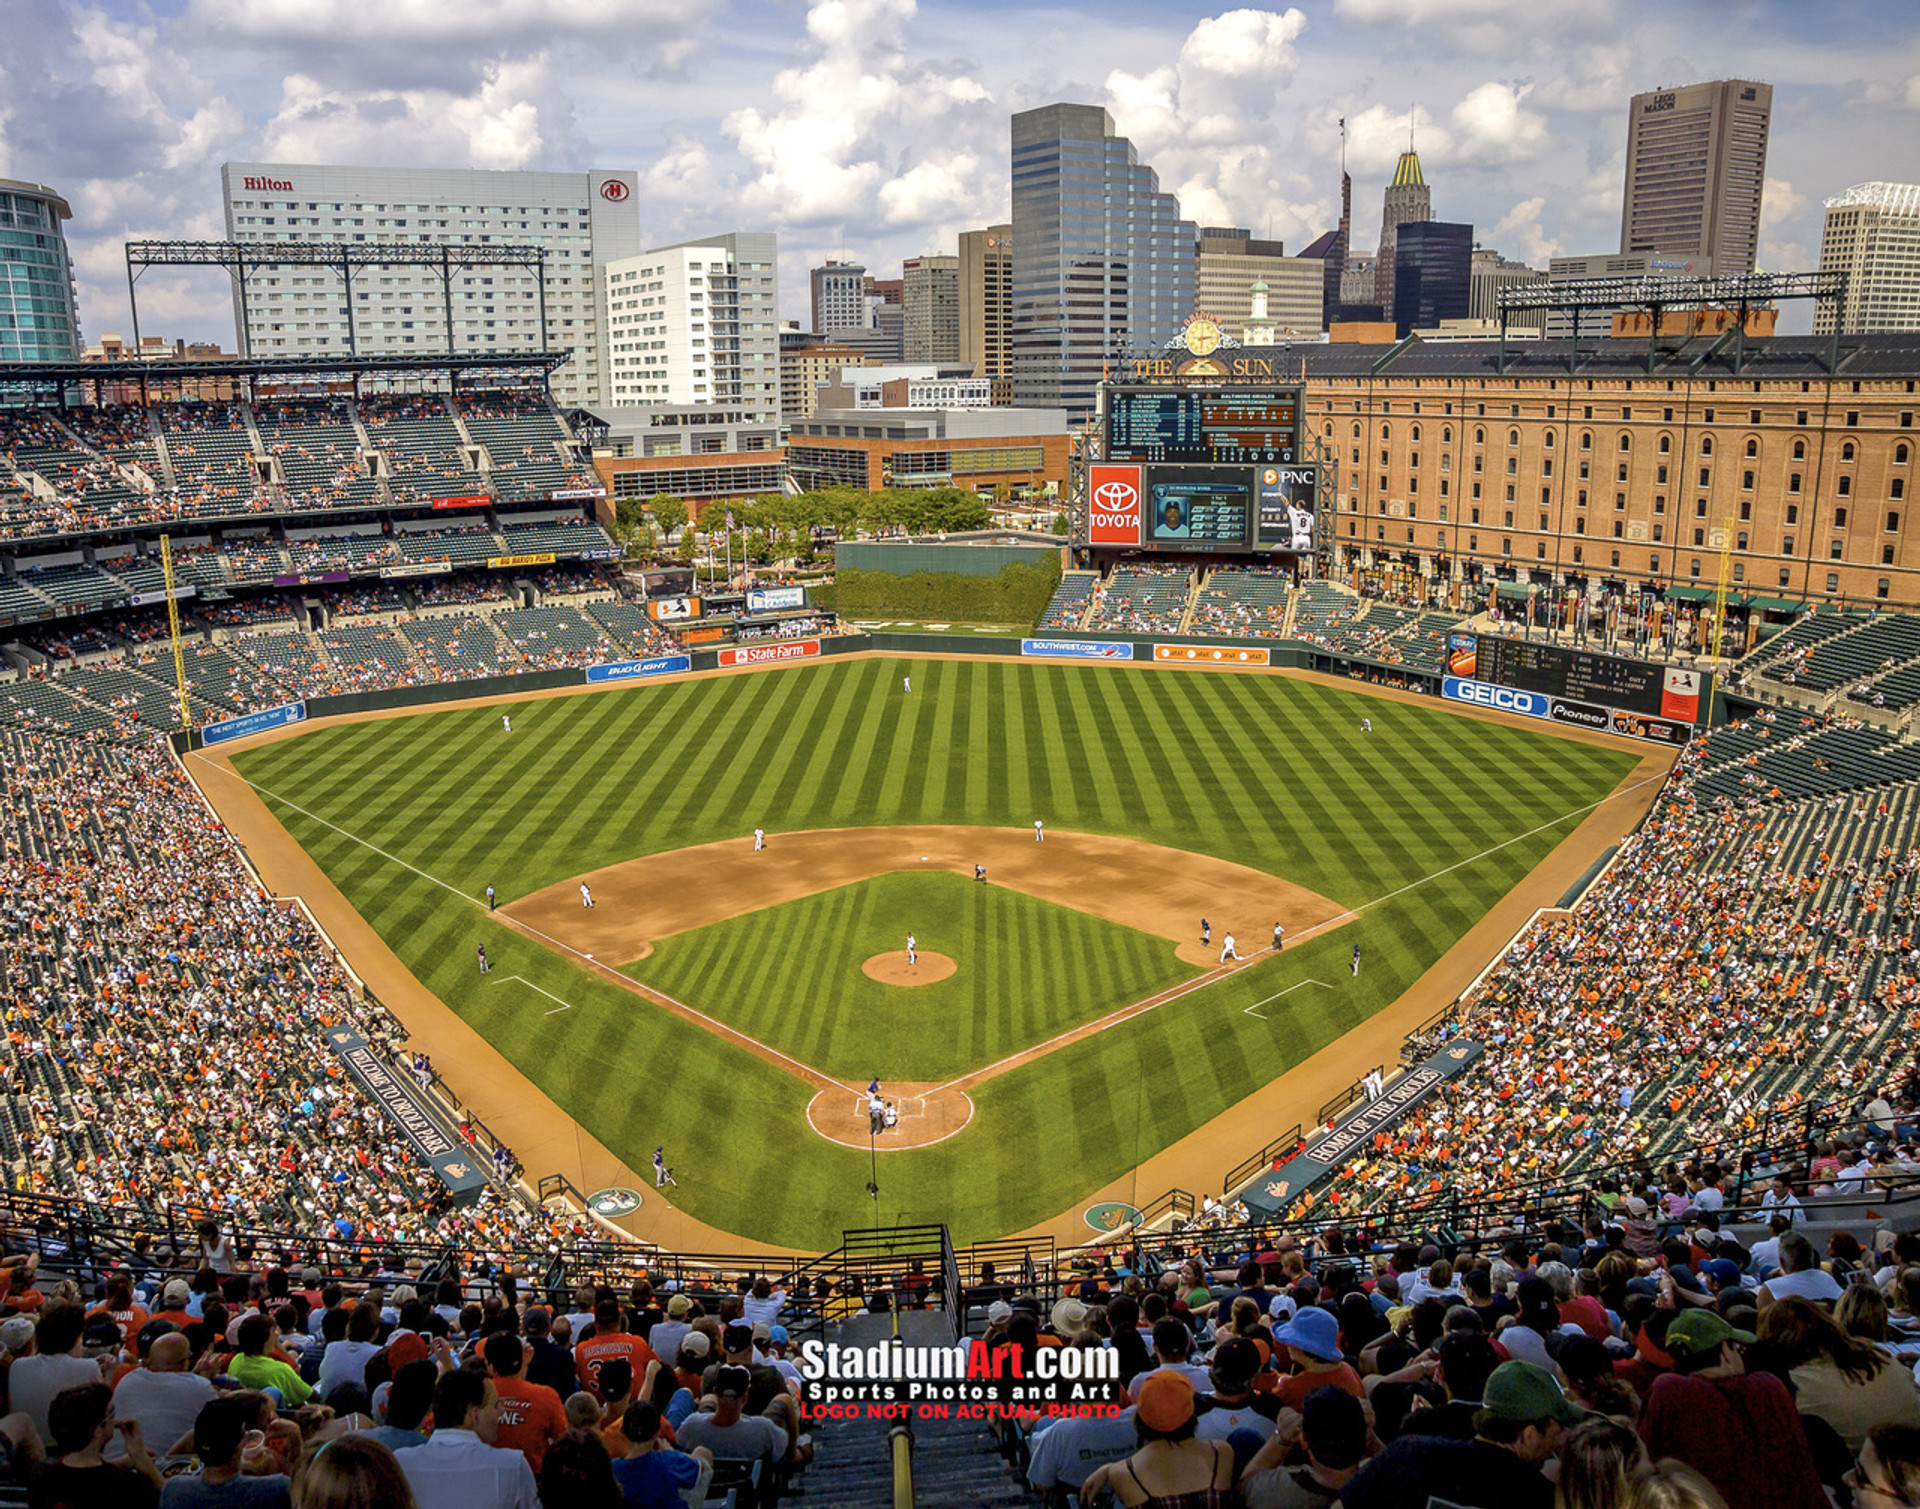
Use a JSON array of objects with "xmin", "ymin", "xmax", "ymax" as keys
[{"xmin": 233, "ymin": 658, "xmax": 1638, "ymax": 1248}]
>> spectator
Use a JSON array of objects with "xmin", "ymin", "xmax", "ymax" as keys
[
  {"xmin": 1552, "ymin": 1415, "xmax": 1649, "ymax": 1509},
  {"xmin": 532, "ymin": 1430, "xmax": 619, "ymax": 1509},
  {"xmin": 1395, "ymin": 1333, "xmax": 1500, "ymax": 1441},
  {"xmin": 673, "ymin": 1367, "xmax": 782, "ymax": 1467},
  {"xmin": 610, "ymin": 1402, "xmax": 712, "ymax": 1508},
  {"xmin": 483, "ymin": 1335, "xmax": 567, "ymax": 1474},
  {"xmin": 519, "ymin": 1313, "xmax": 574, "ymax": 1402},
  {"xmin": 316, "ymin": 1306, "xmax": 381, "ymax": 1403},
  {"xmin": 1637, "ymin": 1309, "xmax": 1826, "ymax": 1509},
  {"xmin": 393, "ymin": 1371, "xmax": 535, "ymax": 1509},
  {"xmin": 1753, "ymin": 1297, "xmax": 1920, "ymax": 1452},
  {"xmin": 574, "ymin": 1302, "xmax": 655, "ymax": 1398},
  {"xmin": 32, "ymin": 1381, "xmax": 162, "ymax": 1508},
  {"xmin": 1756, "ymin": 1233, "xmax": 1844, "ymax": 1312},
  {"xmin": 362, "ymin": 1360, "xmax": 438, "ymax": 1455},
  {"xmin": 13, "ymin": 1306, "xmax": 105, "ymax": 1446},
  {"xmin": 1335, "ymin": 1360, "xmax": 1584, "ymax": 1509},
  {"xmin": 1075, "ymin": 1372, "xmax": 1236, "ymax": 1507},
  {"xmin": 227, "ymin": 1317, "xmax": 313, "ymax": 1408},
  {"xmin": 290, "ymin": 1434, "xmax": 416, "ymax": 1509},
  {"xmin": 1845, "ymin": 1423, "xmax": 1920, "ymax": 1509},
  {"xmin": 108, "ymin": 1331, "xmax": 216, "ymax": 1465},
  {"xmin": 161, "ymin": 1395, "xmax": 292, "ymax": 1507},
  {"xmin": 1193, "ymin": 1337, "xmax": 1279, "ymax": 1444},
  {"xmin": 1242, "ymin": 1385, "xmax": 1370, "ymax": 1508}
]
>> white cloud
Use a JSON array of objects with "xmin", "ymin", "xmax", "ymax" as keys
[
  {"xmin": 1450, "ymin": 81, "xmax": 1548, "ymax": 162},
  {"xmin": 1761, "ymin": 176, "xmax": 1806, "ymax": 228},
  {"xmin": 186, "ymin": 0, "xmax": 704, "ymax": 47},
  {"xmin": 1491, "ymin": 196, "xmax": 1560, "ymax": 263}
]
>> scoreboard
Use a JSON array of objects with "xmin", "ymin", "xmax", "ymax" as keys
[
  {"xmin": 1106, "ymin": 387, "xmax": 1301, "ymax": 465},
  {"xmin": 1473, "ymin": 637, "xmax": 1665, "ymax": 716}
]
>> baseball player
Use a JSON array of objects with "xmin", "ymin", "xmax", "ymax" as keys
[
  {"xmin": 1201, "ymin": 918, "xmax": 1211, "ymax": 947},
  {"xmin": 580, "ymin": 882, "xmax": 594, "ymax": 909},
  {"xmin": 974, "ymin": 863, "xmax": 986, "ymax": 882},
  {"xmin": 868, "ymin": 1077, "xmax": 882, "ymax": 1099},
  {"xmin": 1361, "ymin": 717, "xmax": 1372, "ymax": 733},
  {"xmin": 906, "ymin": 933, "xmax": 917, "ymax": 967},
  {"xmin": 485, "ymin": 885, "xmax": 496, "ymax": 912},
  {"xmin": 654, "ymin": 1147, "xmax": 670, "ymax": 1187},
  {"xmin": 476, "ymin": 944, "xmax": 490, "ymax": 974},
  {"xmin": 903, "ymin": 675, "xmax": 912, "ymax": 694},
  {"xmin": 753, "ymin": 827, "xmax": 765, "ymax": 852},
  {"xmin": 1352, "ymin": 943, "xmax": 1362, "ymax": 977},
  {"xmin": 1220, "ymin": 933, "xmax": 1240, "ymax": 963},
  {"xmin": 1272, "ymin": 921, "xmax": 1284, "ymax": 952},
  {"xmin": 1033, "ymin": 819, "xmax": 1044, "ymax": 843},
  {"xmin": 502, "ymin": 713, "xmax": 512, "ymax": 733}
]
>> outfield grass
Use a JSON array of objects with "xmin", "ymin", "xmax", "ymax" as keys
[
  {"xmin": 232, "ymin": 657, "xmax": 1642, "ymax": 1248},
  {"xmin": 629, "ymin": 871, "xmax": 1196, "ymax": 1080}
]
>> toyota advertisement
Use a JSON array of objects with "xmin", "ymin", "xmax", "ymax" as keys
[{"xmin": 1087, "ymin": 465, "xmax": 1143, "ymax": 545}]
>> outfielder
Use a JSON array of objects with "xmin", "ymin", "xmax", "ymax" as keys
[{"xmin": 502, "ymin": 713, "xmax": 512, "ymax": 733}]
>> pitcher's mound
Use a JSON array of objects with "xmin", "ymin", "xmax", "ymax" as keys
[{"xmin": 861, "ymin": 951, "xmax": 955, "ymax": 986}]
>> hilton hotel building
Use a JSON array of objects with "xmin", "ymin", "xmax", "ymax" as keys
[
  {"xmin": 219, "ymin": 163, "xmax": 641, "ymax": 407},
  {"xmin": 1287, "ymin": 332, "xmax": 1920, "ymax": 612}
]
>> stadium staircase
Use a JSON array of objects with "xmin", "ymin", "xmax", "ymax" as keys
[
  {"xmin": 1279, "ymin": 585, "xmax": 1300, "ymax": 638},
  {"xmin": 1175, "ymin": 567, "xmax": 1202, "ymax": 635}
]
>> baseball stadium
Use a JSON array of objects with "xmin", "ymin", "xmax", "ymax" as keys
[{"xmin": 3, "ymin": 325, "xmax": 1920, "ymax": 1507}]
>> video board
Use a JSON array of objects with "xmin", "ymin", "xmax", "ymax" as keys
[
  {"xmin": 1473, "ymin": 636, "xmax": 1665, "ymax": 715},
  {"xmin": 1107, "ymin": 386, "xmax": 1302, "ymax": 465},
  {"xmin": 1128, "ymin": 464, "xmax": 1318, "ymax": 552},
  {"xmin": 1444, "ymin": 632, "xmax": 1704, "ymax": 735}
]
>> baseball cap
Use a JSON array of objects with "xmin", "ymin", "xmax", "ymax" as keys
[
  {"xmin": 161, "ymin": 1279, "xmax": 191, "ymax": 1307},
  {"xmin": 0, "ymin": 1317, "xmax": 34, "ymax": 1354},
  {"xmin": 986, "ymin": 1301, "xmax": 1012, "ymax": 1325},
  {"xmin": 1272, "ymin": 1306, "xmax": 1342, "ymax": 1363},
  {"xmin": 82, "ymin": 1321, "xmax": 121, "ymax": 1354},
  {"xmin": 1480, "ymin": 1361, "xmax": 1588, "ymax": 1427},
  {"xmin": 750, "ymin": 1321, "xmax": 772, "ymax": 1344},
  {"xmin": 1663, "ymin": 1309, "xmax": 1754, "ymax": 1360},
  {"xmin": 1622, "ymin": 1195, "xmax": 1650, "ymax": 1218},
  {"xmin": 1208, "ymin": 1336, "xmax": 1262, "ymax": 1384},
  {"xmin": 723, "ymin": 1322, "xmax": 754, "ymax": 1353},
  {"xmin": 1544, "ymin": 1332, "xmax": 1611, "ymax": 1385},
  {"xmin": 680, "ymin": 1331, "xmax": 711, "ymax": 1359},
  {"xmin": 768, "ymin": 1325, "xmax": 789, "ymax": 1346},
  {"xmin": 1700, "ymin": 1258, "xmax": 1744, "ymax": 1286},
  {"xmin": 1134, "ymin": 1371, "xmax": 1196, "ymax": 1432},
  {"xmin": 387, "ymin": 1331, "xmax": 429, "ymax": 1371},
  {"xmin": 712, "ymin": 1364, "xmax": 752, "ymax": 1399},
  {"xmin": 1255, "ymin": 1251, "xmax": 1283, "ymax": 1266},
  {"xmin": 666, "ymin": 1294, "xmax": 692, "ymax": 1318}
]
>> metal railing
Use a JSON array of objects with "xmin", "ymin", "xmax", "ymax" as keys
[
  {"xmin": 1317, "ymin": 1066, "xmax": 1383, "ymax": 1126},
  {"xmin": 1222, "ymin": 1123, "xmax": 1304, "ymax": 1200}
]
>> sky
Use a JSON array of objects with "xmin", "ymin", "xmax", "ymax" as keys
[{"xmin": 5, "ymin": 0, "xmax": 1920, "ymax": 346}]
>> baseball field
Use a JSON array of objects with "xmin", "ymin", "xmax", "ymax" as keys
[{"xmin": 223, "ymin": 654, "xmax": 1643, "ymax": 1249}]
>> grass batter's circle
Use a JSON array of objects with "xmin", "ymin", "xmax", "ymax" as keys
[{"xmin": 861, "ymin": 950, "xmax": 955, "ymax": 986}]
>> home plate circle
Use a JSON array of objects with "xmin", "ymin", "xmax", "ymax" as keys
[{"xmin": 861, "ymin": 951, "xmax": 955, "ymax": 985}]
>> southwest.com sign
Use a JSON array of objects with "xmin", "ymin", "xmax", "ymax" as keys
[{"xmin": 1087, "ymin": 464, "xmax": 1143, "ymax": 545}]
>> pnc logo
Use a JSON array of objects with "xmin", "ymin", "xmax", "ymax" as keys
[
  {"xmin": 242, "ymin": 177, "xmax": 293, "ymax": 192},
  {"xmin": 599, "ymin": 180, "xmax": 630, "ymax": 202}
]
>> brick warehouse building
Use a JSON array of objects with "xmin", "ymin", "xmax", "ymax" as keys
[{"xmin": 1286, "ymin": 332, "xmax": 1920, "ymax": 610}]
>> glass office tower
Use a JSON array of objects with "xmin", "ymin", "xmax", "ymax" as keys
[
  {"xmin": 1010, "ymin": 104, "xmax": 1195, "ymax": 416},
  {"xmin": 0, "ymin": 180, "xmax": 81, "ymax": 362}
]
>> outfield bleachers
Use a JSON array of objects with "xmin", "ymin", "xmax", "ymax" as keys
[
  {"xmin": 1291, "ymin": 580, "xmax": 1362, "ymax": 635},
  {"xmin": 1791, "ymin": 612, "xmax": 1920, "ymax": 693},
  {"xmin": 134, "ymin": 641, "xmax": 285, "ymax": 714},
  {"xmin": 1036, "ymin": 572, "xmax": 1097, "ymax": 630},
  {"xmin": 584, "ymin": 598, "xmax": 674, "ymax": 657},
  {"xmin": 1733, "ymin": 607, "xmax": 1863, "ymax": 682},
  {"xmin": 1187, "ymin": 568, "xmax": 1292, "ymax": 637},
  {"xmin": 401, "ymin": 614, "xmax": 512, "ymax": 680},
  {"xmin": 398, "ymin": 525, "xmax": 502, "ymax": 566},
  {"xmin": 499, "ymin": 517, "xmax": 614, "ymax": 559},
  {"xmin": 318, "ymin": 621, "xmax": 423, "ymax": 689},
  {"xmin": 16, "ymin": 561, "xmax": 127, "ymax": 615},
  {"xmin": 1084, "ymin": 564, "xmax": 1191, "ymax": 633},
  {"xmin": 257, "ymin": 399, "xmax": 384, "ymax": 512},
  {"xmin": 233, "ymin": 630, "xmax": 336, "ymax": 698},
  {"xmin": 55, "ymin": 661, "xmax": 209, "ymax": 732},
  {"xmin": 493, "ymin": 603, "xmax": 619, "ymax": 669},
  {"xmin": 459, "ymin": 395, "xmax": 591, "ymax": 502},
  {"xmin": 0, "ymin": 676, "xmax": 118, "ymax": 738}
]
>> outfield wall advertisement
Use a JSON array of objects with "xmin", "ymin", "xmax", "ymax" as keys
[
  {"xmin": 202, "ymin": 701, "xmax": 307, "ymax": 745},
  {"xmin": 586, "ymin": 655, "xmax": 691, "ymax": 683},
  {"xmin": 1021, "ymin": 638, "xmax": 1135, "ymax": 660},
  {"xmin": 1153, "ymin": 644, "xmax": 1271, "ymax": 666},
  {"xmin": 747, "ymin": 586, "xmax": 807, "ymax": 613},
  {"xmin": 719, "ymin": 639, "xmax": 821, "ymax": 667},
  {"xmin": 1442, "ymin": 674, "xmax": 1692, "ymax": 744}
]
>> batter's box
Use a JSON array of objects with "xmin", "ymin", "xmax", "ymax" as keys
[{"xmin": 851, "ymin": 1095, "xmax": 925, "ymax": 1120}]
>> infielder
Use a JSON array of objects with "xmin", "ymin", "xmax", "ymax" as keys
[
  {"xmin": 1352, "ymin": 943, "xmax": 1361, "ymax": 977},
  {"xmin": 906, "ymin": 933, "xmax": 917, "ymax": 966},
  {"xmin": 1220, "ymin": 933, "xmax": 1240, "ymax": 963},
  {"xmin": 1201, "ymin": 918, "xmax": 1211, "ymax": 947},
  {"xmin": 974, "ymin": 863, "xmax": 986, "ymax": 883},
  {"xmin": 580, "ymin": 882, "xmax": 594, "ymax": 909},
  {"xmin": 1034, "ymin": 819, "xmax": 1044, "ymax": 842},
  {"xmin": 753, "ymin": 827, "xmax": 765, "ymax": 852},
  {"xmin": 476, "ymin": 944, "xmax": 490, "ymax": 974}
]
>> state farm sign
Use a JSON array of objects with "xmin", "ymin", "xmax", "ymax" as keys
[{"xmin": 1087, "ymin": 464, "xmax": 1143, "ymax": 546}]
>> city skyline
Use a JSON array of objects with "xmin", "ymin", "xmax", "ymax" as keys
[{"xmin": 6, "ymin": 0, "xmax": 1920, "ymax": 351}]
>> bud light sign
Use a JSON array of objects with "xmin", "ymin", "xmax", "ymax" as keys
[{"xmin": 1087, "ymin": 464, "xmax": 1143, "ymax": 545}]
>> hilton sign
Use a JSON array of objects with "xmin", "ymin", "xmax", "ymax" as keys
[{"xmin": 242, "ymin": 177, "xmax": 293, "ymax": 191}]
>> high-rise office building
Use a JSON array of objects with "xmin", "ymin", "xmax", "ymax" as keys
[
  {"xmin": 604, "ymin": 232, "xmax": 781, "ymax": 424},
  {"xmin": 902, "ymin": 254, "xmax": 961, "ymax": 363},
  {"xmin": 0, "ymin": 180, "xmax": 81, "ymax": 361},
  {"xmin": 1373, "ymin": 150, "xmax": 1431, "ymax": 322},
  {"xmin": 1195, "ymin": 228, "xmax": 1322, "ymax": 339},
  {"xmin": 1544, "ymin": 250, "xmax": 1714, "ymax": 337},
  {"xmin": 1470, "ymin": 248, "xmax": 1547, "ymax": 331},
  {"xmin": 810, "ymin": 259, "xmax": 867, "ymax": 335},
  {"xmin": 1392, "ymin": 221, "xmax": 1473, "ymax": 335},
  {"xmin": 218, "ymin": 162, "xmax": 639, "ymax": 406},
  {"xmin": 1816, "ymin": 183, "xmax": 1920, "ymax": 335},
  {"xmin": 1010, "ymin": 103, "xmax": 1195, "ymax": 415},
  {"xmin": 959, "ymin": 225, "xmax": 1012, "ymax": 389},
  {"xmin": 1620, "ymin": 79, "xmax": 1771, "ymax": 272}
]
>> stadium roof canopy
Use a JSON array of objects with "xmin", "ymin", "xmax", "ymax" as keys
[{"xmin": 0, "ymin": 349, "xmax": 571, "ymax": 400}]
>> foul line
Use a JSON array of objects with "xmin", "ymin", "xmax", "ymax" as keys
[
  {"xmin": 196, "ymin": 750, "xmax": 1669, "ymax": 1104},
  {"xmin": 1245, "ymin": 979, "xmax": 1334, "ymax": 1019}
]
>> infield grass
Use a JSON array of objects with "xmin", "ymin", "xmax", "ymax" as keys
[
  {"xmin": 230, "ymin": 656, "xmax": 1642, "ymax": 1248},
  {"xmin": 629, "ymin": 871, "xmax": 1196, "ymax": 1080}
]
